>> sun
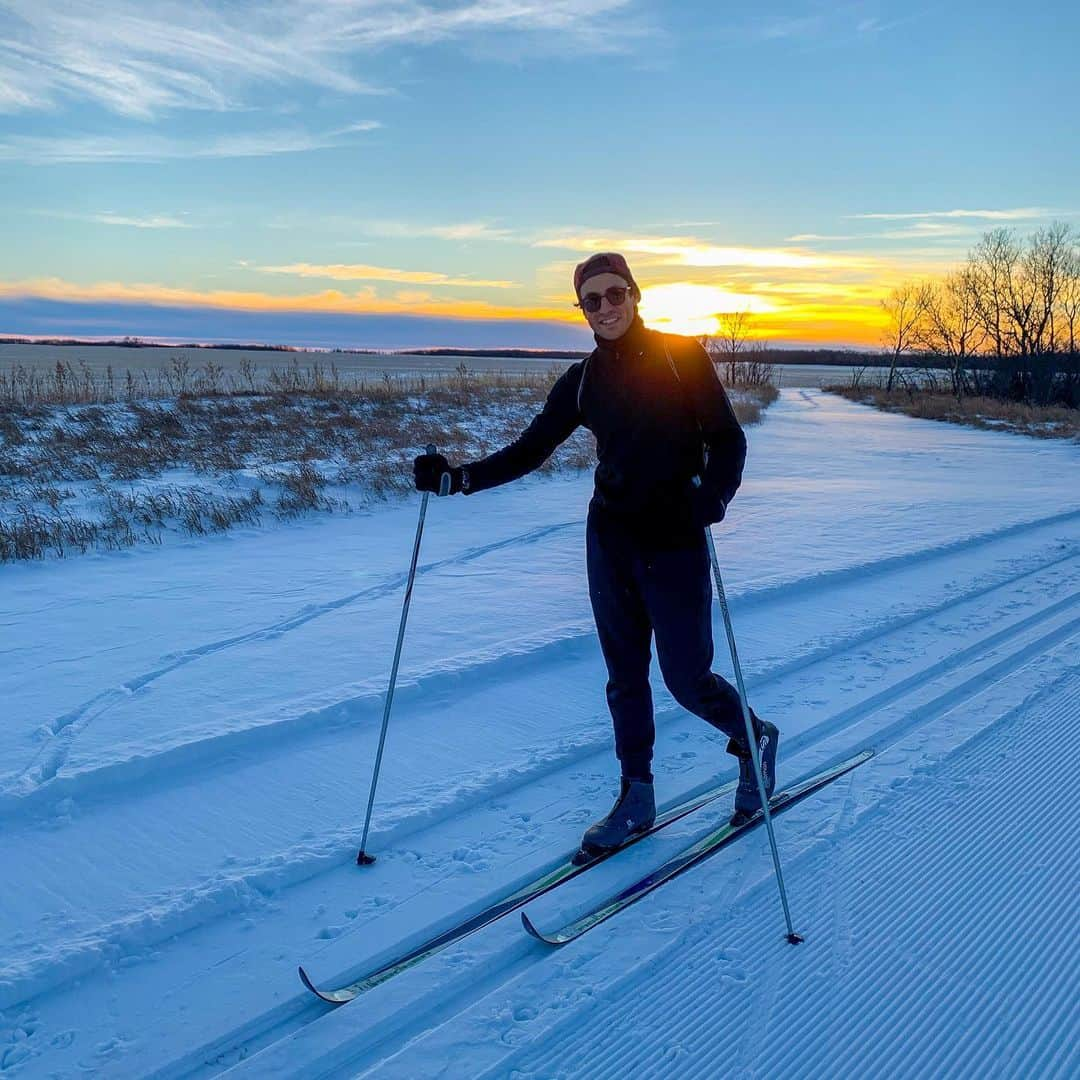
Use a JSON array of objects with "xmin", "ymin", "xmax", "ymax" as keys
[{"xmin": 638, "ymin": 283, "xmax": 774, "ymax": 338}]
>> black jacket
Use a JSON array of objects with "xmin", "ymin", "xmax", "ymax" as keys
[{"xmin": 462, "ymin": 316, "xmax": 747, "ymax": 546}]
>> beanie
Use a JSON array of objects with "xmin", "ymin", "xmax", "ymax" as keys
[{"xmin": 573, "ymin": 252, "xmax": 640, "ymax": 300}]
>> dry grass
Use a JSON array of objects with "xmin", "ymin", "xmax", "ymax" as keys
[
  {"xmin": 0, "ymin": 485, "xmax": 264, "ymax": 561},
  {"xmin": 0, "ymin": 356, "xmax": 562, "ymax": 407},
  {"xmin": 1, "ymin": 363, "xmax": 776, "ymax": 561},
  {"xmin": 826, "ymin": 385, "xmax": 1080, "ymax": 440},
  {"xmin": 735, "ymin": 383, "xmax": 779, "ymax": 426}
]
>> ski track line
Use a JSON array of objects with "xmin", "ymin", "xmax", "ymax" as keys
[
  {"xmin": 3, "ymin": 511, "xmax": 1077, "ymax": 822},
  {"xmin": 153, "ymin": 603, "xmax": 1079, "ymax": 1079},
  {"xmin": 464, "ymin": 672, "xmax": 1080, "ymax": 1080},
  {"xmin": 0, "ymin": 518, "xmax": 582, "ymax": 800},
  {"xmin": 0, "ymin": 619, "xmax": 599, "ymax": 820},
  {"xmin": 3, "ymin": 553, "xmax": 1078, "ymax": 1018}
]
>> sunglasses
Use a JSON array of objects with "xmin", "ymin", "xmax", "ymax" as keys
[{"xmin": 576, "ymin": 286, "xmax": 632, "ymax": 313}]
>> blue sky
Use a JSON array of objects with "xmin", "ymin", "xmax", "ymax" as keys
[{"xmin": 1, "ymin": 1, "xmax": 1076, "ymax": 348}]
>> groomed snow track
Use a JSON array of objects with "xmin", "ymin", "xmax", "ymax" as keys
[
  {"xmin": 2, "ymin": 390, "xmax": 1077, "ymax": 1078},
  {"xmin": 129, "ymin": 521, "xmax": 1080, "ymax": 1077}
]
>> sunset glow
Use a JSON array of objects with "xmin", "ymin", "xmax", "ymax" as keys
[
  {"xmin": 638, "ymin": 283, "xmax": 775, "ymax": 338},
  {"xmin": 1, "ymin": 3, "xmax": 1072, "ymax": 350}
]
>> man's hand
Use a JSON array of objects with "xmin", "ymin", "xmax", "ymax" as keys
[
  {"xmin": 414, "ymin": 452, "xmax": 466, "ymax": 495},
  {"xmin": 689, "ymin": 477, "xmax": 726, "ymax": 528}
]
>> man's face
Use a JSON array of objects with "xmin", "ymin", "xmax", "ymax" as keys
[{"xmin": 578, "ymin": 272, "xmax": 637, "ymax": 341}]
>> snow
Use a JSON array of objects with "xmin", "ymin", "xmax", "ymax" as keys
[{"xmin": 1, "ymin": 388, "xmax": 1077, "ymax": 1078}]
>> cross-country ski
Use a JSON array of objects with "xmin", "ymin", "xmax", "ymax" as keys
[
  {"xmin": 522, "ymin": 749, "xmax": 874, "ymax": 946},
  {"xmin": 299, "ymin": 772, "xmax": 737, "ymax": 1004}
]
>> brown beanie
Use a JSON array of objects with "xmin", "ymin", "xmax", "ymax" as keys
[{"xmin": 573, "ymin": 252, "xmax": 639, "ymax": 299}]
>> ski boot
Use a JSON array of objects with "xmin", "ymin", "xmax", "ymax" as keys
[
  {"xmin": 730, "ymin": 719, "xmax": 779, "ymax": 827},
  {"xmin": 575, "ymin": 778, "xmax": 656, "ymax": 864}
]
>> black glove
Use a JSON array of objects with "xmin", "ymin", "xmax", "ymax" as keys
[
  {"xmin": 413, "ymin": 452, "xmax": 465, "ymax": 495},
  {"xmin": 688, "ymin": 478, "xmax": 726, "ymax": 529}
]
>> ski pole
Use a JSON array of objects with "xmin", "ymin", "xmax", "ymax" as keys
[
  {"xmin": 703, "ymin": 524, "xmax": 803, "ymax": 944},
  {"xmin": 357, "ymin": 443, "xmax": 450, "ymax": 866}
]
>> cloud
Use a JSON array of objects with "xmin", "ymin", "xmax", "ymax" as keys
[
  {"xmin": 848, "ymin": 207, "xmax": 1060, "ymax": 221},
  {"xmin": 0, "ymin": 274, "xmax": 568, "ymax": 322},
  {"xmin": 753, "ymin": 15, "xmax": 825, "ymax": 40},
  {"xmin": 786, "ymin": 233, "xmax": 862, "ymax": 243},
  {"xmin": 788, "ymin": 221, "xmax": 980, "ymax": 243},
  {"xmin": 361, "ymin": 220, "xmax": 515, "ymax": 241},
  {"xmin": 534, "ymin": 229, "xmax": 871, "ymax": 270},
  {"xmin": 232, "ymin": 216, "xmax": 515, "ymax": 240},
  {"xmin": 255, "ymin": 262, "xmax": 518, "ymax": 288},
  {"xmin": 736, "ymin": 6, "xmax": 911, "ymax": 45},
  {"xmin": 0, "ymin": 0, "xmax": 641, "ymax": 119},
  {"xmin": 0, "ymin": 122, "xmax": 381, "ymax": 164},
  {"xmin": 33, "ymin": 209, "xmax": 194, "ymax": 229}
]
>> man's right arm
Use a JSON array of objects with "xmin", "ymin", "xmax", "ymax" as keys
[{"xmin": 460, "ymin": 363, "xmax": 584, "ymax": 495}]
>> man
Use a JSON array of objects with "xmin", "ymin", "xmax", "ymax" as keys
[{"xmin": 413, "ymin": 252, "xmax": 778, "ymax": 857}]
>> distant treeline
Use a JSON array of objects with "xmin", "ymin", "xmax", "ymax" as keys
[
  {"xmin": 0, "ymin": 336, "xmax": 312, "ymax": 352},
  {"xmin": 401, "ymin": 346, "xmax": 587, "ymax": 359},
  {"xmin": 753, "ymin": 348, "xmax": 903, "ymax": 367},
  {"xmin": 2, "ymin": 337, "xmax": 903, "ymax": 366},
  {"xmin": 393, "ymin": 346, "xmax": 903, "ymax": 365}
]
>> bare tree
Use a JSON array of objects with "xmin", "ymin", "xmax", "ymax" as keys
[
  {"xmin": 1025, "ymin": 222, "xmax": 1075, "ymax": 353},
  {"xmin": 876, "ymin": 224, "xmax": 1079, "ymax": 408},
  {"xmin": 706, "ymin": 310, "xmax": 755, "ymax": 385},
  {"xmin": 1060, "ymin": 241, "xmax": 1080, "ymax": 354},
  {"xmin": 970, "ymin": 228, "xmax": 1021, "ymax": 357},
  {"xmin": 915, "ymin": 269, "xmax": 985, "ymax": 396},
  {"xmin": 969, "ymin": 225, "xmax": 1073, "ymax": 357},
  {"xmin": 881, "ymin": 283, "xmax": 926, "ymax": 391}
]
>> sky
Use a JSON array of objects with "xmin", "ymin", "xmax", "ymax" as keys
[{"xmin": 1, "ymin": 1, "xmax": 1077, "ymax": 350}]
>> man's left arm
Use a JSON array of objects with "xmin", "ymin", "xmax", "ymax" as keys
[{"xmin": 683, "ymin": 339, "xmax": 748, "ymax": 517}]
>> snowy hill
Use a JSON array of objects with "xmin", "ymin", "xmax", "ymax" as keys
[{"xmin": 1, "ymin": 389, "xmax": 1077, "ymax": 1078}]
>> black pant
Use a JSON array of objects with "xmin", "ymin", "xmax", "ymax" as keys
[{"xmin": 586, "ymin": 504, "xmax": 749, "ymax": 783}]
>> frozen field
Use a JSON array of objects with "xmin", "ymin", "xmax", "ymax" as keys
[
  {"xmin": 1, "ymin": 389, "xmax": 1077, "ymax": 1078},
  {"xmin": 1, "ymin": 341, "xmax": 887, "ymax": 388}
]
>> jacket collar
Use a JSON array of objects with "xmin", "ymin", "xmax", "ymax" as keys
[{"xmin": 593, "ymin": 313, "xmax": 651, "ymax": 359}]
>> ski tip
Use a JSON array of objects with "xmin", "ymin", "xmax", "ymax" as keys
[
  {"xmin": 298, "ymin": 965, "xmax": 357, "ymax": 1005},
  {"xmin": 521, "ymin": 911, "xmax": 563, "ymax": 946},
  {"xmin": 521, "ymin": 911, "xmax": 544, "ymax": 940}
]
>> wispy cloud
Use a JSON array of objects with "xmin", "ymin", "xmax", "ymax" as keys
[
  {"xmin": 255, "ymin": 262, "xmax": 517, "ymax": 288},
  {"xmin": 0, "ymin": 275, "xmax": 567, "ymax": 322},
  {"xmin": 788, "ymin": 221, "xmax": 980, "ymax": 242},
  {"xmin": 740, "ymin": 4, "xmax": 911, "ymax": 44},
  {"xmin": 33, "ymin": 209, "xmax": 194, "ymax": 229},
  {"xmin": 361, "ymin": 220, "xmax": 515, "ymax": 242},
  {"xmin": 534, "ymin": 229, "xmax": 871, "ymax": 270},
  {"xmin": 753, "ymin": 14, "xmax": 825, "ymax": 41},
  {"xmin": 848, "ymin": 207, "xmax": 1060, "ymax": 221},
  {"xmin": 0, "ymin": 0, "xmax": 641, "ymax": 119},
  {"xmin": 0, "ymin": 122, "xmax": 381, "ymax": 164},
  {"xmin": 787, "ymin": 233, "xmax": 862, "ymax": 242}
]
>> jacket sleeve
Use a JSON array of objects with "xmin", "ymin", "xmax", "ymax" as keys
[
  {"xmin": 462, "ymin": 363, "xmax": 584, "ymax": 494},
  {"xmin": 682, "ymin": 339, "xmax": 747, "ymax": 507}
]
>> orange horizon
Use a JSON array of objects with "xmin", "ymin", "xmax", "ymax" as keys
[{"xmin": 0, "ymin": 274, "xmax": 900, "ymax": 349}]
